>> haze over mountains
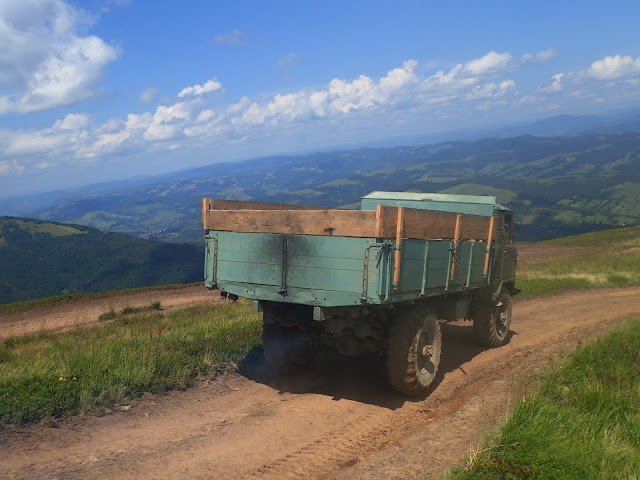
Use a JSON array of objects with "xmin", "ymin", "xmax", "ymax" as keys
[{"xmin": 3, "ymin": 111, "xmax": 640, "ymax": 243}]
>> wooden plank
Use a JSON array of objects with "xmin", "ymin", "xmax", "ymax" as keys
[
  {"xmin": 206, "ymin": 198, "xmax": 322, "ymax": 211},
  {"xmin": 204, "ymin": 202, "xmax": 493, "ymax": 240},
  {"xmin": 205, "ymin": 209, "xmax": 377, "ymax": 237},
  {"xmin": 378, "ymin": 206, "xmax": 491, "ymax": 241}
]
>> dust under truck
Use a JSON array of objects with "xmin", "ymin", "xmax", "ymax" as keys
[{"xmin": 202, "ymin": 191, "xmax": 519, "ymax": 396}]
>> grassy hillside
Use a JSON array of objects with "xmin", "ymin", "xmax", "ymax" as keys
[
  {"xmin": 517, "ymin": 225, "xmax": 640, "ymax": 296},
  {"xmin": 22, "ymin": 132, "xmax": 640, "ymax": 242},
  {"xmin": 448, "ymin": 316, "xmax": 640, "ymax": 479},
  {"xmin": 0, "ymin": 217, "xmax": 203, "ymax": 305}
]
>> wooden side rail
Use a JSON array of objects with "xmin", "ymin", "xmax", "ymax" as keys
[{"xmin": 202, "ymin": 198, "xmax": 494, "ymax": 241}]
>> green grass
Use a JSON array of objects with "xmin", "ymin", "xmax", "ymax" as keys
[
  {"xmin": 518, "ymin": 228, "xmax": 640, "ymax": 296},
  {"xmin": 447, "ymin": 317, "xmax": 640, "ymax": 479},
  {"xmin": 0, "ymin": 301, "xmax": 262, "ymax": 425},
  {"xmin": 545, "ymin": 224, "xmax": 640, "ymax": 247}
]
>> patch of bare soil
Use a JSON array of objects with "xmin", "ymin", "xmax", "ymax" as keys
[
  {"xmin": 0, "ymin": 285, "xmax": 220, "ymax": 341},
  {"xmin": 2, "ymin": 286, "xmax": 640, "ymax": 480}
]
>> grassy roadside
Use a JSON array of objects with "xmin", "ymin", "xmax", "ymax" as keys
[
  {"xmin": 0, "ymin": 301, "xmax": 261, "ymax": 425},
  {"xmin": 517, "ymin": 226, "xmax": 640, "ymax": 297},
  {"xmin": 446, "ymin": 316, "xmax": 640, "ymax": 479},
  {"xmin": 0, "ymin": 282, "xmax": 201, "ymax": 315}
]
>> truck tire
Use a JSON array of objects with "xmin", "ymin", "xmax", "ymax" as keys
[
  {"xmin": 473, "ymin": 289, "xmax": 512, "ymax": 348},
  {"xmin": 262, "ymin": 321, "xmax": 316, "ymax": 375},
  {"xmin": 386, "ymin": 306, "xmax": 441, "ymax": 396}
]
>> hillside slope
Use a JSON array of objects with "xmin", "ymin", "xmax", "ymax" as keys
[{"xmin": 0, "ymin": 217, "xmax": 203, "ymax": 304}]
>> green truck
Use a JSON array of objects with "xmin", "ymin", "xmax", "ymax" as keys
[{"xmin": 202, "ymin": 191, "xmax": 519, "ymax": 396}]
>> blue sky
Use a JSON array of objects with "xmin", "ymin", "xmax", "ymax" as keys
[{"xmin": 1, "ymin": 0, "xmax": 640, "ymax": 197}]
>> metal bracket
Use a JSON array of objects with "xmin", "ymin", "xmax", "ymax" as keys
[
  {"xmin": 279, "ymin": 235, "xmax": 288, "ymax": 296},
  {"xmin": 211, "ymin": 235, "xmax": 219, "ymax": 289}
]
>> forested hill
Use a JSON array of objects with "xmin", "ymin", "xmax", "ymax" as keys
[{"xmin": 0, "ymin": 217, "xmax": 203, "ymax": 305}]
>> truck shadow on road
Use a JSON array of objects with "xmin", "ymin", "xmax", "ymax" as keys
[{"xmin": 239, "ymin": 321, "xmax": 509, "ymax": 409}]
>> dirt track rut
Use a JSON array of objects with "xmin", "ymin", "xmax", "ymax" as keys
[{"xmin": 2, "ymin": 286, "xmax": 640, "ymax": 479}]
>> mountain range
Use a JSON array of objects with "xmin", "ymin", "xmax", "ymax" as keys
[{"xmin": 3, "ymin": 112, "xmax": 640, "ymax": 243}]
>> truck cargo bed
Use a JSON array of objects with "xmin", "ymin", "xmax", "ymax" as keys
[{"xmin": 203, "ymin": 195, "xmax": 497, "ymax": 307}]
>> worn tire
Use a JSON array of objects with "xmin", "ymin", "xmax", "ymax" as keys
[
  {"xmin": 473, "ymin": 289, "xmax": 512, "ymax": 348},
  {"xmin": 262, "ymin": 319, "xmax": 316, "ymax": 375},
  {"xmin": 386, "ymin": 306, "xmax": 442, "ymax": 397}
]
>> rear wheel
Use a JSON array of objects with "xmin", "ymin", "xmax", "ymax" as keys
[
  {"xmin": 386, "ymin": 306, "xmax": 441, "ymax": 397},
  {"xmin": 262, "ymin": 310, "xmax": 316, "ymax": 374},
  {"xmin": 473, "ymin": 289, "xmax": 512, "ymax": 348}
]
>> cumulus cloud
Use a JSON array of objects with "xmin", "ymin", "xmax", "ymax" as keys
[
  {"xmin": 587, "ymin": 54, "xmax": 640, "ymax": 80},
  {"xmin": 426, "ymin": 52, "xmax": 515, "ymax": 90},
  {"xmin": 178, "ymin": 80, "xmax": 223, "ymax": 98},
  {"xmin": 0, "ymin": 0, "xmax": 119, "ymax": 114},
  {"xmin": 464, "ymin": 51, "xmax": 513, "ymax": 76},
  {"xmin": 539, "ymin": 53, "xmax": 640, "ymax": 99},
  {"xmin": 55, "ymin": 113, "xmax": 92, "ymax": 130}
]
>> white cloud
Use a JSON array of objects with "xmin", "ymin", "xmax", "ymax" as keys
[
  {"xmin": 6, "ymin": 132, "xmax": 67, "ymax": 155},
  {"xmin": 467, "ymin": 80, "xmax": 516, "ymax": 100},
  {"xmin": 464, "ymin": 51, "xmax": 512, "ymax": 76},
  {"xmin": 0, "ymin": 0, "xmax": 119, "ymax": 114},
  {"xmin": 538, "ymin": 53, "xmax": 640, "ymax": 101},
  {"xmin": 214, "ymin": 29, "xmax": 246, "ymax": 46},
  {"xmin": 538, "ymin": 73, "xmax": 566, "ymax": 93},
  {"xmin": 587, "ymin": 54, "xmax": 640, "ymax": 80},
  {"xmin": 125, "ymin": 112, "xmax": 153, "ymax": 131},
  {"xmin": 55, "ymin": 113, "xmax": 91, "ymax": 130},
  {"xmin": 178, "ymin": 79, "xmax": 223, "ymax": 98}
]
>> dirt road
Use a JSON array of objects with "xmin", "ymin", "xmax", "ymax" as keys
[
  {"xmin": 2, "ymin": 285, "xmax": 640, "ymax": 480},
  {"xmin": 0, "ymin": 285, "xmax": 219, "ymax": 341}
]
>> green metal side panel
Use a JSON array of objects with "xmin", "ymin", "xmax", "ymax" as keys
[
  {"xmin": 360, "ymin": 191, "xmax": 497, "ymax": 216},
  {"xmin": 204, "ymin": 231, "xmax": 492, "ymax": 307}
]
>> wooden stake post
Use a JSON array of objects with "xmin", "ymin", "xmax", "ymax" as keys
[
  {"xmin": 393, "ymin": 207, "xmax": 404, "ymax": 290},
  {"xmin": 483, "ymin": 216, "xmax": 496, "ymax": 277},
  {"xmin": 450, "ymin": 214, "xmax": 462, "ymax": 278}
]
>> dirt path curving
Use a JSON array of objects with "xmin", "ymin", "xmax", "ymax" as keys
[
  {"xmin": 2, "ymin": 286, "xmax": 640, "ymax": 480},
  {"xmin": 0, "ymin": 285, "xmax": 220, "ymax": 341}
]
